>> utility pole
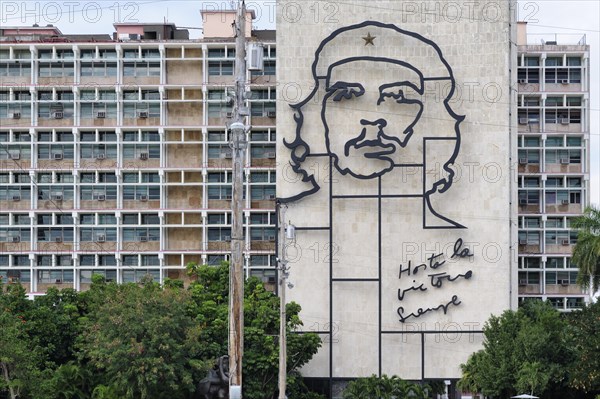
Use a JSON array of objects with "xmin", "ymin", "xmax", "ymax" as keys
[
  {"xmin": 229, "ymin": 1, "xmax": 247, "ymax": 398},
  {"xmin": 278, "ymin": 203, "xmax": 288, "ymax": 399}
]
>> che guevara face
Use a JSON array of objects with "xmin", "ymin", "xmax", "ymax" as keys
[{"xmin": 322, "ymin": 59, "xmax": 425, "ymax": 179}]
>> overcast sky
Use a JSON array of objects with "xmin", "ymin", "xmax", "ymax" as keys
[{"xmin": 1, "ymin": 0, "xmax": 598, "ymax": 205}]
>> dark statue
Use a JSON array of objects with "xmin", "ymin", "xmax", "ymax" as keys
[{"xmin": 198, "ymin": 355, "xmax": 230, "ymax": 399}]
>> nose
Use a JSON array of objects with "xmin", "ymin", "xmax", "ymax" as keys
[{"xmin": 360, "ymin": 118, "xmax": 387, "ymax": 128}]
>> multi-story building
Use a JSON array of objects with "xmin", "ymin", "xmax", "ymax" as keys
[
  {"xmin": 0, "ymin": 11, "xmax": 278, "ymax": 294},
  {"xmin": 516, "ymin": 22, "xmax": 591, "ymax": 310}
]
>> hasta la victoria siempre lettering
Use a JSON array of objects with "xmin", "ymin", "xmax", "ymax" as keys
[{"xmin": 396, "ymin": 238, "xmax": 474, "ymax": 323}]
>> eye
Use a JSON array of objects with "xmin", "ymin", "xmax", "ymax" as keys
[
  {"xmin": 379, "ymin": 89, "xmax": 407, "ymax": 105},
  {"xmin": 327, "ymin": 84, "xmax": 364, "ymax": 102}
]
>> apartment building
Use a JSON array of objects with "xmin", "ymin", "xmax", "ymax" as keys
[
  {"xmin": 0, "ymin": 11, "xmax": 277, "ymax": 294},
  {"xmin": 516, "ymin": 22, "xmax": 591, "ymax": 310}
]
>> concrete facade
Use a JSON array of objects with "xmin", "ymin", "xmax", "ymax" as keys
[
  {"xmin": 277, "ymin": 0, "xmax": 516, "ymax": 384},
  {"xmin": 0, "ymin": 15, "xmax": 277, "ymax": 292}
]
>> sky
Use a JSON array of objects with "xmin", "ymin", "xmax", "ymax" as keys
[{"xmin": 0, "ymin": 0, "xmax": 598, "ymax": 205}]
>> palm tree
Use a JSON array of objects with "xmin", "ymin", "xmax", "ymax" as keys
[{"xmin": 572, "ymin": 205, "xmax": 600, "ymax": 293}]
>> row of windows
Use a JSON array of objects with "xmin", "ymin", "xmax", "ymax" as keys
[
  {"xmin": 518, "ymin": 190, "xmax": 582, "ymax": 205},
  {"xmin": 517, "ymin": 109, "xmax": 582, "ymax": 124},
  {"xmin": 518, "ymin": 216, "xmax": 578, "ymax": 229},
  {"xmin": 518, "ymin": 136, "xmax": 582, "ymax": 148},
  {"xmin": 517, "ymin": 149, "xmax": 582, "ymax": 164},
  {"xmin": 0, "ymin": 226, "xmax": 276, "ymax": 242},
  {"xmin": 518, "ymin": 97, "xmax": 582, "ymax": 107},
  {"xmin": 518, "ymin": 270, "xmax": 578, "ymax": 285},
  {"xmin": 517, "ymin": 68, "xmax": 582, "ymax": 84},
  {"xmin": 518, "ymin": 230, "xmax": 578, "ymax": 245},
  {"xmin": 519, "ymin": 257, "xmax": 574, "ymax": 269},
  {"xmin": 0, "ymin": 254, "xmax": 276, "ymax": 269},
  {"xmin": 0, "ymin": 130, "xmax": 276, "ymax": 143},
  {"xmin": 0, "ymin": 212, "xmax": 275, "ymax": 226},
  {"xmin": 519, "ymin": 177, "xmax": 583, "ymax": 188},
  {"xmin": 0, "ymin": 171, "xmax": 275, "ymax": 185},
  {"xmin": 518, "ymin": 56, "xmax": 582, "ymax": 67},
  {"xmin": 0, "ymin": 47, "xmax": 276, "ymax": 61},
  {"xmin": 0, "ymin": 59, "xmax": 277, "ymax": 78}
]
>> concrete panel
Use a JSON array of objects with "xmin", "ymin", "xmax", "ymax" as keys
[
  {"xmin": 167, "ymin": 144, "xmax": 202, "ymax": 168},
  {"xmin": 165, "ymin": 228, "xmax": 202, "ymax": 250},
  {"xmin": 167, "ymin": 186, "xmax": 201, "ymax": 209}
]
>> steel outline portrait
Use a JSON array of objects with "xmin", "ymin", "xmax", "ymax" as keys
[{"xmin": 281, "ymin": 20, "xmax": 466, "ymax": 229}]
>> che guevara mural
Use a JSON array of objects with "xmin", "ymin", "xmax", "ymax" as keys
[{"xmin": 277, "ymin": 2, "xmax": 512, "ymax": 383}]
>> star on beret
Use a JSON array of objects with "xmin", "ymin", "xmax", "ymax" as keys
[{"xmin": 362, "ymin": 32, "xmax": 376, "ymax": 46}]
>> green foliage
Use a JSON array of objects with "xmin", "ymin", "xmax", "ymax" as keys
[
  {"xmin": 459, "ymin": 300, "xmax": 578, "ymax": 399},
  {"xmin": 188, "ymin": 262, "xmax": 324, "ymax": 399},
  {"xmin": 77, "ymin": 281, "xmax": 205, "ymax": 398},
  {"xmin": 572, "ymin": 205, "xmax": 600, "ymax": 291},
  {"xmin": 567, "ymin": 300, "xmax": 600, "ymax": 394},
  {"xmin": 0, "ymin": 262, "xmax": 323, "ymax": 399},
  {"xmin": 342, "ymin": 375, "xmax": 430, "ymax": 399}
]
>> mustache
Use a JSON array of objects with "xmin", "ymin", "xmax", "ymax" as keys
[{"xmin": 344, "ymin": 127, "xmax": 412, "ymax": 157}]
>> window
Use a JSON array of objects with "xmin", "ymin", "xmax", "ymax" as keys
[
  {"xmin": 122, "ymin": 227, "xmax": 160, "ymax": 242},
  {"xmin": 208, "ymin": 61, "xmax": 234, "ymax": 76},
  {"xmin": 518, "ymin": 271, "xmax": 540, "ymax": 284},
  {"xmin": 98, "ymin": 214, "xmax": 117, "ymax": 225},
  {"xmin": 123, "ymin": 61, "xmax": 160, "ymax": 77},
  {"xmin": 36, "ymin": 228, "xmax": 74, "ymax": 242},
  {"xmin": 520, "ymin": 257, "xmax": 541, "ymax": 268},
  {"xmin": 518, "ymin": 231, "xmax": 540, "ymax": 245},
  {"xmin": 207, "ymin": 255, "xmax": 227, "ymax": 265},
  {"xmin": 56, "ymin": 214, "xmax": 73, "ymax": 225},
  {"xmin": 546, "ymin": 257, "xmax": 564, "ymax": 269},
  {"xmin": 39, "ymin": 62, "xmax": 74, "ymax": 77},
  {"xmin": 251, "ymin": 144, "xmax": 276, "ymax": 159},
  {"xmin": 545, "ymin": 177, "xmax": 562, "ymax": 188},
  {"xmin": 250, "ymin": 101, "xmax": 275, "ymax": 117},
  {"xmin": 546, "ymin": 217, "xmax": 564, "ymax": 228},
  {"xmin": 122, "ymin": 214, "xmax": 139, "ymax": 224},
  {"xmin": 207, "ymin": 103, "xmax": 232, "ymax": 118},
  {"xmin": 207, "ymin": 172, "xmax": 231, "ymax": 183},
  {"xmin": 80, "ymin": 185, "xmax": 118, "ymax": 201},
  {"xmin": 207, "ymin": 214, "xmax": 227, "ymax": 225},
  {"xmin": 250, "ymin": 130, "xmax": 276, "ymax": 142},
  {"xmin": 251, "ymin": 60, "xmax": 275, "ymax": 76},
  {"xmin": 518, "ymin": 190, "xmax": 539, "ymax": 205},
  {"xmin": 141, "ymin": 214, "xmax": 160, "ymax": 224},
  {"xmin": 208, "ymin": 131, "xmax": 226, "ymax": 142},
  {"xmin": 122, "ymin": 186, "xmax": 160, "ymax": 200},
  {"xmin": 80, "ymin": 214, "xmax": 95, "ymax": 225},
  {"xmin": 79, "ymin": 228, "xmax": 117, "ymax": 242},
  {"xmin": 122, "ymin": 269, "xmax": 160, "ymax": 283},
  {"xmin": 38, "ymin": 270, "xmax": 74, "ymax": 283},
  {"xmin": 250, "ymin": 185, "xmax": 276, "ymax": 200},
  {"xmin": 207, "ymin": 227, "xmax": 231, "ymax": 241},
  {"xmin": 38, "ymin": 144, "xmax": 75, "ymax": 160},
  {"xmin": 546, "ymin": 271, "xmax": 577, "ymax": 285},
  {"xmin": 207, "ymin": 144, "xmax": 232, "ymax": 159},
  {"xmin": 81, "ymin": 61, "xmax": 117, "ymax": 77},
  {"xmin": 250, "ymin": 213, "xmax": 271, "ymax": 225},
  {"xmin": 250, "ymin": 227, "xmax": 277, "ymax": 241},
  {"xmin": 566, "ymin": 297, "xmax": 584, "ymax": 309},
  {"xmin": 80, "ymin": 270, "xmax": 117, "ymax": 283},
  {"xmin": 122, "ymin": 144, "xmax": 160, "ymax": 159},
  {"xmin": 207, "ymin": 186, "xmax": 232, "ymax": 200}
]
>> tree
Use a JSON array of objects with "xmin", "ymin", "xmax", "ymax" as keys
[
  {"xmin": 188, "ymin": 262, "xmax": 325, "ymax": 399},
  {"xmin": 77, "ymin": 278, "xmax": 207, "ymax": 399},
  {"xmin": 342, "ymin": 375, "xmax": 430, "ymax": 399},
  {"xmin": 568, "ymin": 300, "xmax": 600, "ymax": 394},
  {"xmin": 459, "ymin": 300, "xmax": 580, "ymax": 399},
  {"xmin": 0, "ymin": 286, "xmax": 49, "ymax": 399},
  {"xmin": 572, "ymin": 205, "xmax": 600, "ymax": 292}
]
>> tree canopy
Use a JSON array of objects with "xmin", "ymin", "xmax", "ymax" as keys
[
  {"xmin": 0, "ymin": 263, "xmax": 324, "ymax": 399},
  {"xmin": 459, "ymin": 300, "xmax": 599, "ymax": 399}
]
